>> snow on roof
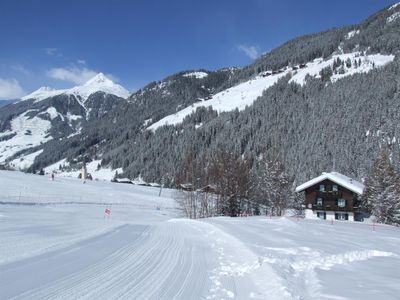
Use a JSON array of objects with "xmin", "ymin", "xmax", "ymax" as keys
[{"xmin": 295, "ymin": 172, "xmax": 364, "ymax": 195}]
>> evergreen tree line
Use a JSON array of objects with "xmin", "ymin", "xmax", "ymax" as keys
[
  {"xmin": 28, "ymin": 56, "xmax": 400, "ymax": 193},
  {"xmin": 362, "ymin": 150, "xmax": 400, "ymax": 226}
]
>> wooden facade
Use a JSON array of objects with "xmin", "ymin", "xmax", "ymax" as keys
[{"xmin": 303, "ymin": 179, "xmax": 362, "ymax": 221}]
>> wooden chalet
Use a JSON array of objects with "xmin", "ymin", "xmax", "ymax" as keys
[{"xmin": 295, "ymin": 172, "xmax": 365, "ymax": 221}]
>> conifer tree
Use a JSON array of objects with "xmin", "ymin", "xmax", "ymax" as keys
[{"xmin": 362, "ymin": 150, "xmax": 400, "ymax": 225}]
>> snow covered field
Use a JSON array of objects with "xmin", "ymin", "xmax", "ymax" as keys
[{"xmin": 1, "ymin": 170, "xmax": 400, "ymax": 299}]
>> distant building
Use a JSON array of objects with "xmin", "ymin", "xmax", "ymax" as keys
[
  {"xmin": 178, "ymin": 183, "xmax": 194, "ymax": 191},
  {"xmin": 295, "ymin": 172, "xmax": 365, "ymax": 221},
  {"xmin": 81, "ymin": 164, "xmax": 87, "ymax": 181}
]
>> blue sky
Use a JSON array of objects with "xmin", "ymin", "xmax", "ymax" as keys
[{"xmin": 0, "ymin": 0, "xmax": 397, "ymax": 99}]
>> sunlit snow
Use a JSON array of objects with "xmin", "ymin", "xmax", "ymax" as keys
[
  {"xmin": 0, "ymin": 111, "xmax": 52, "ymax": 164},
  {"xmin": 183, "ymin": 71, "xmax": 209, "ymax": 79},
  {"xmin": 148, "ymin": 52, "xmax": 394, "ymax": 131},
  {"xmin": 1, "ymin": 170, "xmax": 399, "ymax": 299},
  {"xmin": 22, "ymin": 73, "xmax": 130, "ymax": 102}
]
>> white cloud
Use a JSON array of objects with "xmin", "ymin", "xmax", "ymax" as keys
[
  {"xmin": 237, "ymin": 44, "xmax": 260, "ymax": 60},
  {"xmin": 44, "ymin": 48, "xmax": 59, "ymax": 56},
  {"xmin": 77, "ymin": 59, "xmax": 86, "ymax": 65},
  {"xmin": 47, "ymin": 66, "xmax": 98, "ymax": 85},
  {"xmin": 0, "ymin": 78, "xmax": 26, "ymax": 99}
]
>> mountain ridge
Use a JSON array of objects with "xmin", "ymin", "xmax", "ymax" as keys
[{"xmin": 21, "ymin": 73, "xmax": 130, "ymax": 102}]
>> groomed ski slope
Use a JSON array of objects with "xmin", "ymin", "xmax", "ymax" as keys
[{"xmin": 1, "ymin": 171, "xmax": 400, "ymax": 299}]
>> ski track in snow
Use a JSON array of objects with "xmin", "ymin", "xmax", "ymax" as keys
[
  {"xmin": 206, "ymin": 217, "xmax": 400, "ymax": 300},
  {"xmin": 4, "ymin": 223, "xmax": 211, "ymax": 300},
  {"xmin": 1, "ymin": 171, "xmax": 400, "ymax": 299}
]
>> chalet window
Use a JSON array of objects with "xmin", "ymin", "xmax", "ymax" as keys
[
  {"xmin": 316, "ymin": 198, "xmax": 323, "ymax": 206},
  {"xmin": 335, "ymin": 213, "xmax": 348, "ymax": 220},
  {"xmin": 332, "ymin": 184, "xmax": 338, "ymax": 193},
  {"xmin": 337, "ymin": 198, "xmax": 346, "ymax": 207},
  {"xmin": 319, "ymin": 184, "xmax": 325, "ymax": 192},
  {"xmin": 317, "ymin": 212, "xmax": 326, "ymax": 220}
]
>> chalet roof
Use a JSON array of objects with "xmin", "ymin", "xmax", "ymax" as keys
[{"xmin": 295, "ymin": 172, "xmax": 364, "ymax": 195}]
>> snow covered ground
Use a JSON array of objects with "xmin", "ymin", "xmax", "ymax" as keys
[
  {"xmin": 1, "ymin": 170, "xmax": 400, "ymax": 299},
  {"xmin": 43, "ymin": 159, "xmax": 123, "ymax": 181}
]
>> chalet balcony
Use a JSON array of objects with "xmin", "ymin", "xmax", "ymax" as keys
[
  {"xmin": 312, "ymin": 204, "xmax": 353, "ymax": 212},
  {"xmin": 316, "ymin": 191, "xmax": 342, "ymax": 198}
]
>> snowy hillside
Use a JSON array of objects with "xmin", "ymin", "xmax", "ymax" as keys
[
  {"xmin": 148, "ymin": 71, "xmax": 288, "ymax": 130},
  {"xmin": 290, "ymin": 52, "xmax": 394, "ymax": 85},
  {"xmin": 148, "ymin": 52, "xmax": 394, "ymax": 130},
  {"xmin": 1, "ymin": 170, "xmax": 399, "ymax": 299},
  {"xmin": 0, "ymin": 110, "xmax": 52, "ymax": 165},
  {"xmin": 0, "ymin": 73, "xmax": 129, "ymax": 169},
  {"xmin": 22, "ymin": 73, "xmax": 130, "ymax": 102}
]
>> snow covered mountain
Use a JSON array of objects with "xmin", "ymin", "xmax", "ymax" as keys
[
  {"xmin": 0, "ymin": 73, "xmax": 129, "ymax": 170},
  {"xmin": 22, "ymin": 73, "xmax": 130, "ymax": 102}
]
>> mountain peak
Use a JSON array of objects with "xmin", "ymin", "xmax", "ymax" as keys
[
  {"xmin": 22, "ymin": 86, "xmax": 61, "ymax": 101},
  {"xmin": 37, "ymin": 86, "xmax": 56, "ymax": 92},
  {"xmin": 84, "ymin": 73, "xmax": 113, "ymax": 86},
  {"xmin": 21, "ymin": 73, "xmax": 130, "ymax": 102}
]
